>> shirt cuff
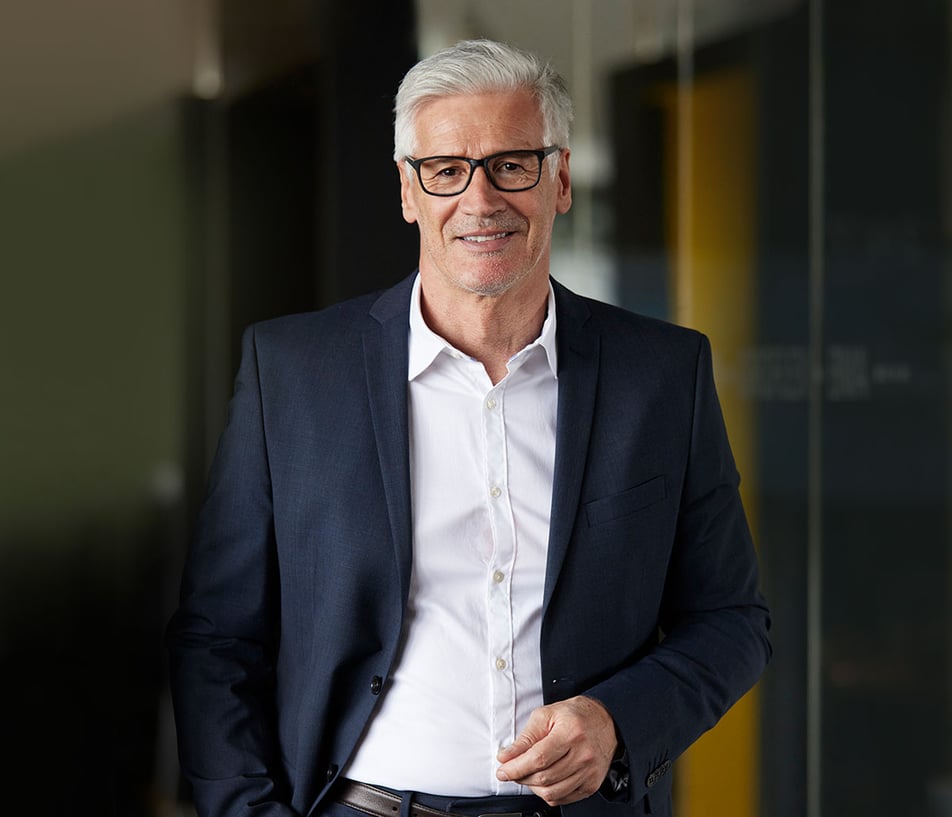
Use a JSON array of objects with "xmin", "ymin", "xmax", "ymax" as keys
[{"xmin": 599, "ymin": 742, "xmax": 630, "ymax": 801}]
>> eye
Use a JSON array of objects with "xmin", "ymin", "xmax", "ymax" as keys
[
  {"xmin": 421, "ymin": 158, "xmax": 468, "ymax": 179},
  {"xmin": 493, "ymin": 158, "xmax": 528, "ymax": 174},
  {"xmin": 490, "ymin": 153, "xmax": 538, "ymax": 180}
]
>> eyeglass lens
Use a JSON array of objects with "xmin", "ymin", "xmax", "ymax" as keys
[{"xmin": 416, "ymin": 151, "xmax": 543, "ymax": 195}]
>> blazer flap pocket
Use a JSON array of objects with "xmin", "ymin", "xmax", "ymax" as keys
[{"xmin": 585, "ymin": 475, "xmax": 667, "ymax": 527}]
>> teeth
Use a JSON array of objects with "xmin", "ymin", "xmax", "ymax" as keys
[{"xmin": 462, "ymin": 232, "xmax": 508, "ymax": 243}]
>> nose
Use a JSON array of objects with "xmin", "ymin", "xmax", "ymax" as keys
[{"xmin": 459, "ymin": 165, "xmax": 506, "ymax": 215}]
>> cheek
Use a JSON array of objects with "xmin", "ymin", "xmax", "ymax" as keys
[
  {"xmin": 526, "ymin": 206, "xmax": 554, "ymax": 239},
  {"xmin": 419, "ymin": 203, "xmax": 455, "ymax": 235},
  {"xmin": 415, "ymin": 211, "xmax": 450, "ymax": 254}
]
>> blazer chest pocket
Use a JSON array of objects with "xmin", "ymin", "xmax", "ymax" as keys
[{"xmin": 584, "ymin": 475, "xmax": 667, "ymax": 527}]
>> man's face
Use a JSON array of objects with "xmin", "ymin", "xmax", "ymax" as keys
[{"xmin": 398, "ymin": 90, "xmax": 572, "ymax": 299}]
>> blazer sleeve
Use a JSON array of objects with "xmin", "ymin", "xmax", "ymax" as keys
[
  {"xmin": 166, "ymin": 325, "xmax": 300, "ymax": 817},
  {"xmin": 583, "ymin": 334, "xmax": 771, "ymax": 807}
]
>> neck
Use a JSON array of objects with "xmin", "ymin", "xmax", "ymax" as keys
[{"xmin": 419, "ymin": 275, "xmax": 549, "ymax": 385}]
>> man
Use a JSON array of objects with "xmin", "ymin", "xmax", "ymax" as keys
[{"xmin": 168, "ymin": 39, "xmax": 770, "ymax": 817}]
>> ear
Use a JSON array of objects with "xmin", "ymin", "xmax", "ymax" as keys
[
  {"xmin": 555, "ymin": 149, "xmax": 572, "ymax": 215},
  {"xmin": 398, "ymin": 161, "xmax": 419, "ymax": 224}
]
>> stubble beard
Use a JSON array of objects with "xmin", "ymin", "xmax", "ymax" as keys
[{"xmin": 436, "ymin": 216, "xmax": 546, "ymax": 298}]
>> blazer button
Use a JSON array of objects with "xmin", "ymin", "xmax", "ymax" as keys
[
  {"xmin": 646, "ymin": 760, "xmax": 671, "ymax": 788},
  {"xmin": 326, "ymin": 764, "xmax": 338, "ymax": 783},
  {"xmin": 370, "ymin": 675, "xmax": 383, "ymax": 695}
]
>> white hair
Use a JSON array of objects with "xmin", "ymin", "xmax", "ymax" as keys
[{"xmin": 393, "ymin": 39, "xmax": 573, "ymax": 163}]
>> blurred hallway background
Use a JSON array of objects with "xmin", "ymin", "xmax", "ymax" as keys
[{"xmin": 1, "ymin": 1, "xmax": 949, "ymax": 815}]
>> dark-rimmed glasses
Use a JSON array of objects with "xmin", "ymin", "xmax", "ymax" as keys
[{"xmin": 404, "ymin": 146, "xmax": 561, "ymax": 197}]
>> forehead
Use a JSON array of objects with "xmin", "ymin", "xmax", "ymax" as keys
[{"xmin": 412, "ymin": 90, "xmax": 544, "ymax": 157}]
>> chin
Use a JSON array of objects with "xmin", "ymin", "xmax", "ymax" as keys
[
  {"xmin": 455, "ymin": 259, "xmax": 541, "ymax": 298},
  {"xmin": 457, "ymin": 273, "xmax": 524, "ymax": 298}
]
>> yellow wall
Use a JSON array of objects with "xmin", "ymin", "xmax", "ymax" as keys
[{"xmin": 658, "ymin": 67, "xmax": 761, "ymax": 817}]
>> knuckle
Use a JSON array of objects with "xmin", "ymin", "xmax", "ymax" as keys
[{"xmin": 537, "ymin": 788, "xmax": 559, "ymax": 806}]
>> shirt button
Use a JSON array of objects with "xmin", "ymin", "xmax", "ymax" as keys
[
  {"xmin": 495, "ymin": 658, "xmax": 507, "ymax": 671},
  {"xmin": 486, "ymin": 398, "xmax": 497, "ymax": 410},
  {"xmin": 490, "ymin": 485, "xmax": 502, "ymax": 498},
  {"xmin": 492, "ymin": 570, "xmax": 505, "ymax": 584}
]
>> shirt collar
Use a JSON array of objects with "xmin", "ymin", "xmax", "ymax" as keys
[{"xmin": 408, "ymin": 274, "xmax": 559, "ymax": 381}]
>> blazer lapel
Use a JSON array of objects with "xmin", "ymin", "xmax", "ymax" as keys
[
  {"xmin": 364, "ymin": 276, "xmax": 415, "ymax": 609},
  {"xmin": 544, "ymin": 282, "xmax": 600, "ymax": 615}
]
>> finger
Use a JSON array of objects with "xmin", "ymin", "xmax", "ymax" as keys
[
  {"xmin": 496, "ymin": 732, "xmax": 569, "ymax": 782},
  {"xmin": 503, "ymin": 744, "xmax": 575, "ymax": 786},
  {"xmin": 496, "ymin": 731, "xmax": 537, "ymax": 764},
  {"xmin": 525, "ymin": 765, "xmax": 592, "ymax": 806}
]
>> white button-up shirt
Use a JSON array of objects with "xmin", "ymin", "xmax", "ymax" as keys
[{"xmin": 345, "ymin": 276, "xmax": 558, "ymax": 795}]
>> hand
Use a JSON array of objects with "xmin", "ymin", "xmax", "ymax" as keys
[{"xmin": 495, "ymin": 695, "xmax": 618, "ymax": 806}]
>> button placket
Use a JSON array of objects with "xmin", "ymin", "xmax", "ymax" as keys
[{"xmin": 482, "ymin": 382, "xmax": 517, "ymax": 763}]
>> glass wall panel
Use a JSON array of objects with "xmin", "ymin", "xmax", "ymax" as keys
[
  {"xmin": 604, "ymin": 2, "xmax": 952, "ymax": 814},
  {"xmin": 417, "ymin": 1, "xmax": 952, "ymax": 814}
]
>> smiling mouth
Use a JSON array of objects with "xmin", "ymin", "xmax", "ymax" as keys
[{"xmin": 460, "ymin": 232, "xmax": 512, "ymax": 243}]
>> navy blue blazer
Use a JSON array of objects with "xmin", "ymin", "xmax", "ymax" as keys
[{"xmin": 168, "ymin": 273, "xmax": 770, "ymax": 817}]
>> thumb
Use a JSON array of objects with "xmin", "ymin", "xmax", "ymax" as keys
[{"xmin": 497, "ymin": 707, "xmax": 552, "ymax": 762}]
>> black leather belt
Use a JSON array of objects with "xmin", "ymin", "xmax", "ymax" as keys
[{"xmin": 335, "ymin": 779, "xmax": 550, "ymax": 817}]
